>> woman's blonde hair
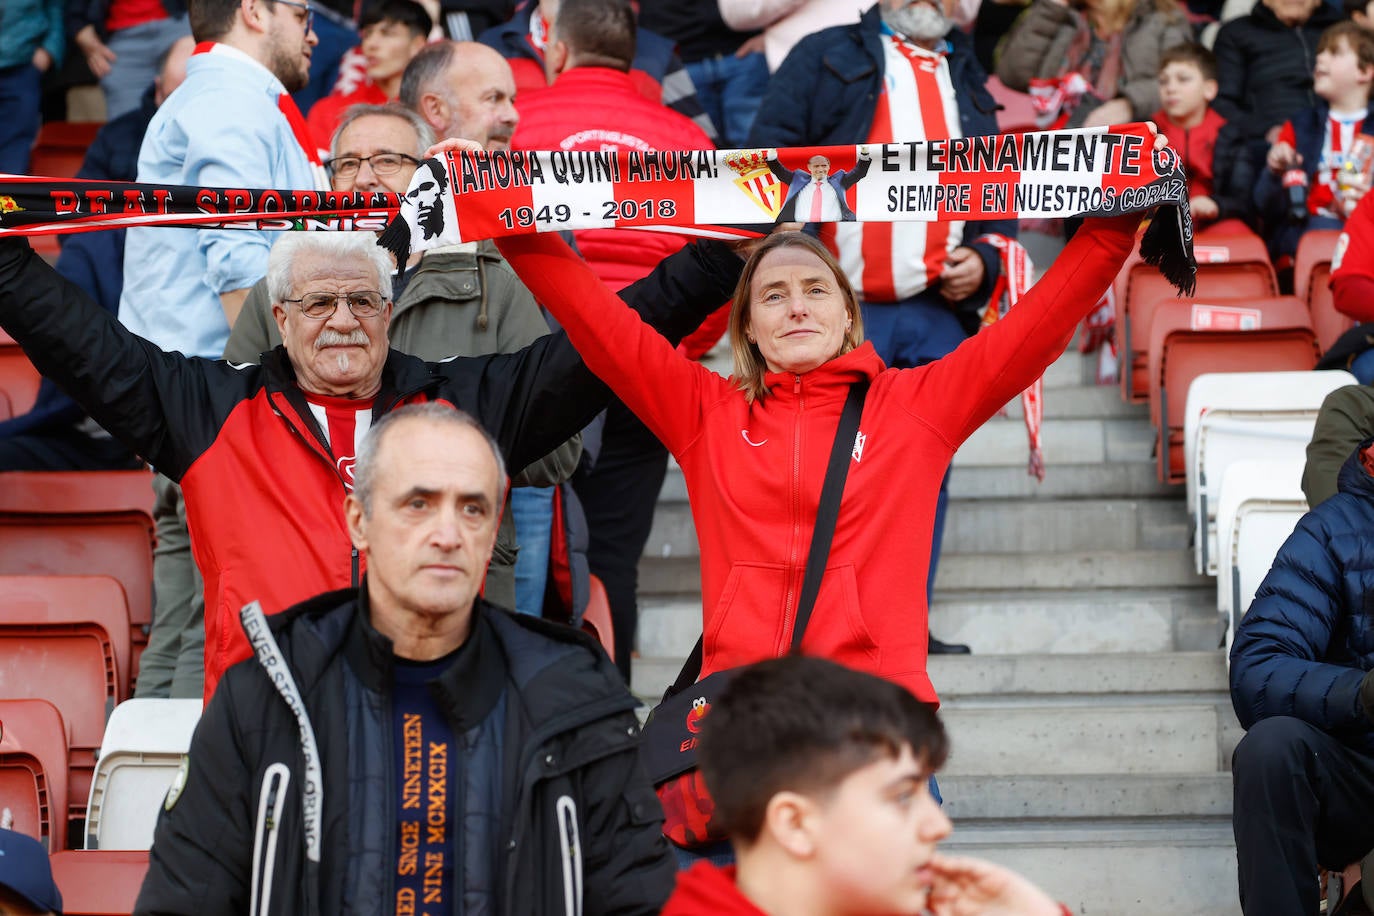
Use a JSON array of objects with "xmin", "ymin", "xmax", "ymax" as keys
[{"xmin": 727, "ymin": 232, "xmax": 864, "ymax": 402}]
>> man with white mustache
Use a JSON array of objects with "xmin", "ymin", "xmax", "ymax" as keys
[
  {"xmin": 0, "ymin": 225, "xmax": 743, "ymax": 702},
  {"xmin": 747, "ymin": 0, "xmax": 1016, "ymax": 657}
]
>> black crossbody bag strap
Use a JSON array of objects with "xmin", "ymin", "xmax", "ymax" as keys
[{"xmin": 665, "ymin": 381, "xmax": 869, "ymax": 695}]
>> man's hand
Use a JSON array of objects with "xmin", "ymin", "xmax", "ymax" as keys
[
  {"xmin": 940, "ymin": 247, "xmax": 985, "ymax": 301},
  {"xmin": 857, "ymin": 145, "xmax": 872, "ymax": 161},
  {"xmin": 31, "ymin": 47, "xmax": 53, "ymax": 74},
  {"xmin": 1267, "ymin": 141, "xmax": 1301, "ymax": 174},
  {"xmin": 925, "ymin": 853, "xmax": 1065, "ymax": 916},
  {"xmin": 423, "ymin": 137, "xmax": 486, "ymax": 159},
  {"xmin": 1190, "ymin": 195, "xmax": 1220, "ymax": 221},
  {"xmin": 735, "ymin": 33, "xmax": 767, "ymax": 57},
  {"xmin": 728, "ymin": 222, "xmax": 803, "ymax": 261},
  {"xmin": 1081, "ymin": 97, "xmax": 1133, "ymax": 128},
  {"xmin": 75, "ymin": 25, "xmax": 116, "ymax": 79}
]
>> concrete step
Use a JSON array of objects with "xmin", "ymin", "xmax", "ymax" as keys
[
  {"xmin": 940, "ymin": 702, "xmax": 1227, "ymax": 776},
  {"xmin": 940, "ymin": 822, "xmax": 1240, "ymax": 916},
  {"xmin": 954, "ymin": 416, "xmax": 1158, "ymax": 468},
  {"xmin": 937, "ymin": 772, "xmax": 1232, "ymax": 821},
  {"xmin": 638, "ymin": 587, "xmax": 1218, "ymax": 658},
  {"xmin": 655, "ymin": 458, "xmax": 1178, "ymax": 505},
  {"xmin": 998, "ymin": 383, "xmax": 1147, "ymax": 420},
  {"xmin": 929, "ymin": 651, "xmax": 1226, "ymax": 698},
  {"xmin": 933, "ymin": 548, "xmax": 1212, "ymax": 591},
  {"xmin": 641, "ymin": 497, "xmax": 1191, "ymax": 561},
  {"xmin": 928, "ymin": 587, "xmax": 1220, "ymax": 655}
]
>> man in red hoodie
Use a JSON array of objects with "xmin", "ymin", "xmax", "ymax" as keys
[{"xmin": 662, "ymin": 656, "xmax": 1071, "ymax": 916}]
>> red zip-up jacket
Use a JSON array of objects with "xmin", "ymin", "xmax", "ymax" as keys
[
  {"xmin": 0, "ymin": 238, "xmax": 740, "ymax": 699},
  {"xmin": 498, "ymin": 216, "xmax": 1136, "ymax": 703}
]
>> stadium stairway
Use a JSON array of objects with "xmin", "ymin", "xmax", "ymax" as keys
[{"xmin": 632, "ymin": 345, "xmax": 1241, "ymax": 916}]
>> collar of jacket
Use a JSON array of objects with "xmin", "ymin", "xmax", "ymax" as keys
[
  {"xmin": 259, "ymin": 345, "xmax": 442, "ymax": 411},
  {"xmin": 342, "ymin": 584, "xmax": 508, "ymax": 730},
  {"xmin": 759, "ymin": 341, "xmax": 884, "ymax": 399},
  {"xmin": 1337, "ymin": 435, "xmax": 1374, "ymax": 498}
]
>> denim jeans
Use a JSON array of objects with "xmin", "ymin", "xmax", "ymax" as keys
[
  {"xmin": 683, "ymin": 51, "xmax": 768, "ymax": 149},
  {"xmin": 510, "ymin": 486, "xmax": 554, "ymax": 616},
  {"xmin": 0, "ymin": 63, "xmax": 40, "ymax": 175},
  {"xmin": 102, "ymin": 15, "xmax": 192, "ymax": 120}
]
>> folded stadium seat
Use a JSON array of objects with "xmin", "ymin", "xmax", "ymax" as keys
[
  {"xmin": 84, "ymin": 698, "xmax": 201, "ymax": 851},
  {"xmin": 0, "ymin": 326, "xmax": 41, "ymax": 418},
  {"xmin": 1185, "ymin": 370, "xmax": 1355, "ymax": 575},
  {"xmin": 1216, "ymin": 458, "xmax": 1307, "ymax": 660},
  {"xmin": 0, "ymin": 698, "xmax": 69, "ymax": 851},
  {"xmin": 1307, "ymin": 262, "xmax": 1354, "ymax": 355},
  {"xmin": 0, "ymin": 470, "xmax": 155, "ymax": 661},
  {"xmin": 0, "ymin": 575, "xmax": 133, "ymax": 701},
  {"xmin": 49, "ymin": 850, "xmax": 150, "ymax": 916},
  {"xmin": 1119, "ymin": 236, "xmax": 1278, "ymax": 403},
  {"xmin": 579, "ymin": 574, "xmax": 615, "ymax": 663},
  {"xmin": 1147, "ymin": 297, "xmax": 1319, "ymax": 484},
  {"xmin": 0, "ymin": 578, "xmax": 129, "ymax": 831},
  {"xmin": 1294, "ymin": 229, "xmax": 1342, "ymax": 305},
  {"xmin": 26, "ymin": 122, "xmax": 100, "ymax": 264}
]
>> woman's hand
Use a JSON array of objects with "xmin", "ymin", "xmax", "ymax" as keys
[{"xmin": 422, "ymin": 137, "xmax": 486, "ymax": 159}]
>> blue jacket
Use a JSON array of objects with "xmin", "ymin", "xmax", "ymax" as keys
[
  {"xmin": 1230, "ymin": 438, "xmax": 1374, "ymax": 754},
  {"xmin": 1255, "ymin": 101, "xmax": 1374, "ymax": 254},
  {"xmin": 0, "ymin": 0, "xmax": 64, "ymax": 69},
  {"xmin": 745, "ymin": 5, "xmax": 1014, "ymax": 315}
]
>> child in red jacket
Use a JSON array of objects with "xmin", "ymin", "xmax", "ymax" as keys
[{"xmin": 660, "ymin": 657, "xmax": 1071, "ymax": 916}]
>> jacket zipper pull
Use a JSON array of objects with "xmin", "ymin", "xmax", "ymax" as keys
[{"xmin": 351, "ymin": 546, "xmax": 359, "ymax": 586}]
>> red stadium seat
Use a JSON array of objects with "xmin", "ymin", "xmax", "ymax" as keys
[
  {"xmin": 0, "ymin": 698, "xmax": 69, "ymax": 850},
  {"xmin": 0, "ymin": 471, "xmax": 155, "ymax": 688},
  {"xmin": 1148, "ymin": 297, "xmax": 1319, "ymax": 482},
  {"xmin": 0, "ymin": 574, "xmax": 133, "ymax": 702},
  {"xmin": 1308, "ymin": 262, "xmax": 1354, "ymax": 354},
  {"xmin": 580, "ymin": 574, "xmax": 616, "ymax": 663},
  {"xmin": 1118, "ymin": 236, "xmax": 1277, "ymax": 403},
  {"xmin": 49, "ymin": 850, "xmax": 149, "ymax": 916},
  {"xmin": 1294, "ymin": 228, "xmax": 1342, "ymax": 306},
  {"xmin": 26, "ymin": 122, "xmax": 99, "ymax": 263}
]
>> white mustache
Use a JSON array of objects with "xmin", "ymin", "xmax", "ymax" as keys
[{"xmin": 315, "ymin": 329, "xmax": 370, "ymax": 348}]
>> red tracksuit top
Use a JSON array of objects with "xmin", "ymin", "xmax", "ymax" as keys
[{"xmin": 498, "ymin": 216, "xmax": 1135, "ymax": 704}]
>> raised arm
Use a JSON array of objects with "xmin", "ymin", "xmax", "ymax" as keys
[
  {"xmin": 0, "ymin": 238, "xmax": 251, "ymax": 480},
  {"xmin": 897, "ymin": 213, "xmax": 1139, "ymax": 446},
  {"xmin": 492, "ymin": 233, "xmax": 736, "ymax": 457}
]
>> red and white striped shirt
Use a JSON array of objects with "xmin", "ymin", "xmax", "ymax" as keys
[
  {"xmin": 302, "ymin": 392, "xmax": 375, "ymax": 489},
  {"xmin": 822, "ymin": 32, "xmax": 963, "ymax": 303},
  {"xmin": 1279, "ymin": 109, "xmax": 1367, "ymax": 218}
]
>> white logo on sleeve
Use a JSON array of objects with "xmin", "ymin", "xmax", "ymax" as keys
[{"xmin": 852, "ymin": 431, "xmax": 866, "ymax": 462}]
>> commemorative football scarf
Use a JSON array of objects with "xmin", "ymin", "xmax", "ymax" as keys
[
  {"xmin": 0, "ymin": 123, "xmax": 1194, "ymax": 295},
  {"xmin": 376, "ymin": 123, "xmax": 1196, "ymax": 295}
]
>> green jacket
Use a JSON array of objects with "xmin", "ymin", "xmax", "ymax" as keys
[
  {"xmin": 223, "ymin": 241, "xmax": 583, "ymax": 608},
  {"xmin": 1304, "ymin": 384, "xmax": 1374, "ymax": 507}
]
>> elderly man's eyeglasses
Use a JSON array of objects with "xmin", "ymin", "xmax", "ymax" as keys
[
  {"xmin": 283, "ymin": 291, "xmax": 386, "ymax": 320},
  {"xmin": 324, "ymin": 153, "xmax": 421, "ymax": 180},
  {"xmin": 275, "ymin": 0, "xmax": 314, "ymax": 31}
]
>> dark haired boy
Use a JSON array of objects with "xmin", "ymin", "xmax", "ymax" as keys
[
  {"xmin": 306, "ymin": 0, "xmax": 432, "ymax": 151},
  {"xmin": 1153, "ymin": 42, "xmax": 1253, "ymax": 228},
  {"xmin": 661, "ymin": 657, "xmax": 1069, "ymax": 916}
]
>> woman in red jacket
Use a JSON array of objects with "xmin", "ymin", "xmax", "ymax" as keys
[{"xmin": 496, "ymin": 214, "xmax": 1139, "ymax": 706}]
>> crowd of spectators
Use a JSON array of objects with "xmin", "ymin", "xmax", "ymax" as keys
[{"xmin": 12, "ymin": 0, "xmax": 1374, "ymax": 912}]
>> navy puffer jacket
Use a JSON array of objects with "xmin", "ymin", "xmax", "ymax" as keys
[{"xmin": 1230, "ymin": 438, "xmax": 1374, "ymax": 754}]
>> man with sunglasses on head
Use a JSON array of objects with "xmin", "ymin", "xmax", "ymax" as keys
[
  {"xmin": 117, "ymin": 0, "xmax": 327, "ymax": 701},
  {"xmin": 223, "ymin": 102, "xmax": 582, "ymax": 614}
]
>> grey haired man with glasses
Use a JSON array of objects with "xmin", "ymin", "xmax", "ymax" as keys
[{"xmin": 223, "ymin": 102, "xmax": 584, "ymax": 614}]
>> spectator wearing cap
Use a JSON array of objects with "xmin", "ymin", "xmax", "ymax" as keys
[{"xmin": 0, "ymin": 828, "xmax": 61, "ymax": 915}]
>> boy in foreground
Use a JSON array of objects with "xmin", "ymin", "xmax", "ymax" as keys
[{"xmin": 661, "ymin": 656, "xmax": 1070, "ymax": 916}]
